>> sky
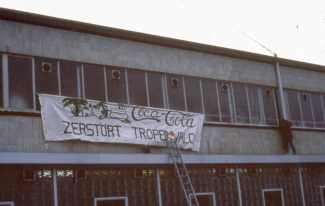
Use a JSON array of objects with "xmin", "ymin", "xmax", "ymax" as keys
[{"xmin": 1, "ymin": 0, "xmax": 325, "ymax": 66}]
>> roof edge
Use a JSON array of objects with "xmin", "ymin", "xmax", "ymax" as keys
[{"xmin": 0, "ymin": 7, "xmax": 324, "ymax": 72}]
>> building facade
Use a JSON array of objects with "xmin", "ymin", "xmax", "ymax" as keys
[{"xmin": 1, "ymin": 8, "xmax": 325, "ymax": 206}]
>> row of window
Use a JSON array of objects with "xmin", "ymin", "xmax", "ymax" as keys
[
  {"xmin": 1, "ymin": 54, "xmax": 325, "ymax": 128},
  {"xmin": 284, "ymin": 89, "xmax": 325, "ymax": 128}
]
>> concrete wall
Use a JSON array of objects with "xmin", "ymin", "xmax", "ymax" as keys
[
  {"xmin": 1, "ymin": 115, "xmax": 323, "ymax": 155},
  {"xmin": 281, "ymin": 65, "xmax": 325, "ymax": 93},
  {"xmin": 0, "ymin": 20, "xmax": 277, "ymax": 87}
]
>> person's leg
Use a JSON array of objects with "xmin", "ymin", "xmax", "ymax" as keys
[
  {"xmin": 289, "ymin": 140, "xmax": 296, "ymax": 154},
  {"xmin": 283, "ymin": 139, "xmax": 289, "ymax": 154}
]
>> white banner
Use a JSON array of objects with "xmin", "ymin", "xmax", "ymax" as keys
[{"xmin": 39, "ymin": 94, "xmax": 204, "ymax": 151}]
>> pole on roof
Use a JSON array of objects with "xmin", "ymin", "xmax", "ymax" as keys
[{"xmin": 275, "ymin": 54, "xmax": 287, "ymax": 120}]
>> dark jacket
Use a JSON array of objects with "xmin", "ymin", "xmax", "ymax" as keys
[{"xmin": 279, "ymin": 119, "xmax": 293, "ymax": 141}]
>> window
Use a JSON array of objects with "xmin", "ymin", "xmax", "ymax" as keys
[
  {"xmin": 232, "ymin": 83, "xmax": 250, "ymax": 124},
  {"xmin": 106, "ymin": 67, "xmax": 128, "ymax": 104},
  {"xmin": 263, "ymin": 189, "xmax": 284, "ymax": 206},
  {"xmin": 94, "ymin": 197, "xmax": 128, "ymax": 206},
  {"xmin": 299, "ymin": 91, "xmax": 314, "ymax": 127},
  {"xmin": 262, "ymin": 87, "xmax": 278, "ymax": 125},
  {"xmin": 284, "ymin": 89, "xmax": 325, "ymax": 128},
  {"xmin": 247, "ymin": 85, "xmax": 262, "ymax": 124},
  {"xmin": 127, "ymin": 69, "xmax": 147, "ymax": 106},
  {"xmin": 83, "ymin": 64, "xmax": 106, "ymax": 101},
  {"xmin": 1, "ymin": 54, "xmax": 290, "ymax": 128},
  {"xmin": 166, "ymin": 75, "xmax": 186, "ymax": 111},
  {"xmin": 201, "ymin": 79, "xmax": 220, "ymax": 122},
  {"xmin": 147, "ymin": 72, "xmax": 166, "ymax": 108},
  {"xmin": 35, "ymin": 58, "xmax": 59, "ymax": 110},
  {"xmin": 311, "ymin": 93, "xmax": 325, "ymax": 128},
  {"xmin": 286, "ymin": 89, "xmax": 302, "ymax": 126},
  {"xmin": 8, "ymin": 56, "xmax": 33, "ymax": 109},
  {"xmin": 217, "ymin": 81, "xmax": 233, "ymax": 123},
  {"xmin": 60, "ymin": 61, "xmax": 81, "ymax": 98},
  {"xmin": 184, "ymin": 77, "xmax": 203, "ymax": 113},
  {"xmin": 190, "ymin": 193, "xmax": 216, "ymax": 206}
]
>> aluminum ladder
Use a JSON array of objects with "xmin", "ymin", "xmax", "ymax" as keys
[{"xmin": 166, "ymin": 136, "xmax": 200, "ymax": 206}]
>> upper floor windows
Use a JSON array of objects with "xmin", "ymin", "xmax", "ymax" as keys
[
  {"xmin": 3, "ymin": 53, "xmax": 325, "ymax": 129},
  {"xmin": 8, "ymin": 56, "xmax": 33, "ymax": 109},
  {"xmin": 284, "ymin": 89, "xmax": 325, "ymax": 128}
]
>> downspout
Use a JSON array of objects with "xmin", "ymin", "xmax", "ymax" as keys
[{"xmin": 275, "ymin": 54, "xmax": 287, "ymax": 120}]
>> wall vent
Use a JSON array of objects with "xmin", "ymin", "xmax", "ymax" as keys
[
  {"xmin": 221, "ymin": 84, "xmax": 228, "ymax": 92},
  {"xmin": 265, "ymin": 89, "xmax": 271, "ymax": 97},
  {"xmin": 112, "ymin": 70, "xmax": 120, "ymax": 80},
  {"xmin": 42, "ymin": 62, "xmax": 51, "ymax": 73},
  {"xmin": 171, "ymin": 78, "xmax": 179, "ymax": 87}
]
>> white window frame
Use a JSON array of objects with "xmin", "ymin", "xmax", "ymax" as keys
[
  {"xmin": 0, "ymin": 202, "xmax": 14, "ymax": 206},
  {"xmin": 94, "ymin": 197, "xmax": 128, "ymax": 206},
  {"xmin": 320, "ymin": 186, "xmax": 325, "ymax": 206},
  {"xmin": 262, "ymin": 188, "xmax": 285, "ymax": 206},
  {"xmin": 189, "ymin": 192, "xmax": 216, "ymax": 206}
]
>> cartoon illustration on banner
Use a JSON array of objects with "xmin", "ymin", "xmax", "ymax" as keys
[{"xmin": 38, "ymin": 94, "xmax": 204, "ymax": 151}]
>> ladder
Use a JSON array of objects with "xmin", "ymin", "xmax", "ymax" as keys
[{"xmin": 166, "ymin": 137, "xmax": 200, "ymax": 206}]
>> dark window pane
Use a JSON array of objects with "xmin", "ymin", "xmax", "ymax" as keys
[
  {"xmin": 195, "ymin": 195, "xmax": 214, "ymax": 206},
  {"xmin": 147, "ymin": 72, "xmax": 165, "ymax": 108},
  {"xmin": 299, "ymin": 92, "xmax": 314, "ymax": 127},
  {"xmin": 35, "ymin": 58, "xmax": 58, "ymax": 110},
  {"xmin": 106, "ymin": 67, "xmax": 127, "ymax": 104},
  {"xmin": 319, "ymin": 94, "xmax": 325, "ymax": 128},
  {"xmin": 311, "ymin": 93, "xmax": 324, "ymax": 128},
  {"xmin": 286, "ymin": 90, "xmax": 302, "ymax": 126},
  {"xmin": 201, "ymin": 79, "xmax": 219, "ymax": 122},
  {"xmin": 247, "ymin": 85, "xmax": 262, "ymax": 124},
  {"xmin": 264, "ymin": 191, "xmax": 283, "ymax": 206},
  {"xmin": 0, "ymin": 55, "xmax": 2, "ymax": 107},
  {"xmin": 166, "ymin": 75, "xmax": 185, "ymax": 111},
  {"xmin": 233, "ymin": 83, "xmax": 250, "ymax": 124},
  {"xmin": 83, "ymin": 64, "xmax": 105, "ymax": 101},
  {"xmin": 8, "ymin": 56, "xmax": 33, "ymax": 109},
  {"xmin": 184, "ymin": 77, "xmax": 202, "ymax": 113},
  {"xmin": 128, "ymin": 69, "xmax": 147, "ymax": 106},
  {"xmin": 60, "ymin": 61, "xmax": 80, "ymax": 98},
  {"xmin": 262, "ymin": 87, "xmax": 278, "ymax": 125},
  {"xmin": 217, "ymin": 81, "xmax": 233, "ymax": 123}
]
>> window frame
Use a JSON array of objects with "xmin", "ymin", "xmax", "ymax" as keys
[
  {"xmin": 0, "ymin": 202, "xmax": 14, "ymax": 206},
  {"xmin": 7, "ymin": 54, "xmax": 35, "ymax": 110},
  {"xmin": 189, "ymin": 192, "xmax": 216, "ymax": 206},
  {"xmin": 320, "ymin": 186, "xmax": 325, "ymax": 206},
  {"xmin": 94, "ymin": 197, "xmax": 128, "ymax": 206},
  {"xmin": 262, "ymin": 189, "xmax": 285, "ymax": 206}
]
